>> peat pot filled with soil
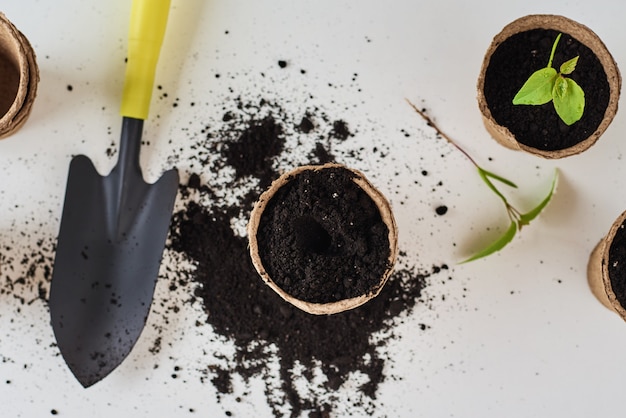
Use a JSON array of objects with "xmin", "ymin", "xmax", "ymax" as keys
[
  {"xmin": 0, "ymin": 12, "xmax": 38, "ymax": 138},
  {"xmin": 248, "ymin": 163, "xmax": 398, "ymax": 315},
  {"xmin": 477, "ymin": 14, "xmax": 621, "ymax": 159},
  {"xmin": 588, "ymin": 210, "xmax": 626, "ymax": 321}
]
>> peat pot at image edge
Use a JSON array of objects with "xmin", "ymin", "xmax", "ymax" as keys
[
  {"xmin": 0, "ymin": 12, "xmax": 39, "ymax": 139},
  {"xmin": 588, "ymin": 210, "xmax": 626, "ymax": 322}
]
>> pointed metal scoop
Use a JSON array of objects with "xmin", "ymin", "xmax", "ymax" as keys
[{"xmin": 49, "ymin": 0, "xmax": 178, "ymax": 387}]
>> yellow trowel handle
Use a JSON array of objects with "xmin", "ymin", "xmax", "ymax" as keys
[{"xmin": 120, "ymin": 0, "xmax": 171, "ymax": 120}]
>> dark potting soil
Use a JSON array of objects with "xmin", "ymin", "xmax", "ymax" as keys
[
  {"xmin": 171, "ymin": 189, "xmax": 437, "ymax": 417},
  {"xmin": 608, "ymin": 222, "xmax": 626, "ymax": 306},
  {"xmin": 483, "ymin": 29, "xmax": 610, "ymax": 151},
  {"xmin": 222, "ymin": 114, "xmax": 285, "ymax": 185},
  {"xmin": 0, "ymin": 67, "xmax": 451, "ymax": 417},
  {"xmin": 256, "ymin": 166, "xmax": 391, "ymax": 304},
  {"xmin": 0, "ymin": 55, "xmax": 20, "ymax": 117},
  {"xmin": 166, "ymin": 96, "xmax": 448, "ymax": 417}
]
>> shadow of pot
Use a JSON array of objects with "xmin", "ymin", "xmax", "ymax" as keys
[
  {"xmin": 0, "ymin": 12, "xmax": 39, "ymax": 139},
  {"xmin": 477, "ymin": 14, "xmax": 620, "ymax": 159},
  {"xmin": 588, "ymin": 210, "xmax": 626, "ymax": 319},
  {"xmin": 247, "ymin": 163, "xmax": 398, "ymax": 315}
]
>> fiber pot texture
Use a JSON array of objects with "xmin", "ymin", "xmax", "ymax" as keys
[
  {"xmin": 477, "ymin": 14, "xmax": 620, "ymax": 159},
  {"xmin": 587, "ymin": 210, "xmax": 626, "ymax": 320},
  {"xmin": 0, "ymin": 12, "xmax": 38, "ymax": 139},
  {"xmin": 247, "ymin": 163, "xmax": 398, "ymax": 315}
]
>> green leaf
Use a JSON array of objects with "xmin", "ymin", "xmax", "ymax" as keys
[
  {"xmin": 552, "ymin": 77, "xmax": 585, "ymax": 125},
  {"xmin": 513, "ymin": 67, "xmax": 557, "ymax": 105},
  {"xmin": 519, "ymin": 169, "xmax": 559, "ymax": 227},
  {"xmin": 560, "ymin": 56, "xmax": 579, "ymax": 75},
  {"xmin": 479, "ymin": 168, "xmax": 518, "ymax": 188},
  {"xmin": 460, "ymin": 221, "xmax": 517, "ymax": 263}
]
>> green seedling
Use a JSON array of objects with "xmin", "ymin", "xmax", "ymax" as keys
[
  {"xmin": 513, "ymin": 33, "xmax": 585, "ymax": 126},
  {"xmin": 407, "ymin": 100, "xmax": 558, "ymax": 263}
]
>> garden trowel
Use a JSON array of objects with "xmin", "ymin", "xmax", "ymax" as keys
[{"xmin": 49, "ymin": 0, "xmax": 178, "ymax": 387}]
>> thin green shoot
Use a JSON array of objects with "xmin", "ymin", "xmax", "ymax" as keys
[{"xmin": 407, "ymin": 99, "xmax": 558, "ymax": 262}]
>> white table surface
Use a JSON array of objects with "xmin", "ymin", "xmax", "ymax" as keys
[{"xmin": 2, "ymin": 1, "xmax": 626, "ymax": 417}]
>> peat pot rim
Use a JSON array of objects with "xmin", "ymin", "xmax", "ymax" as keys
[
  {"xmin": 477, "ymin": 14, "xmax": 621, "ymax": 159},
  {"xmin": 587, "ymin": 210, "xmax": 626, "ymax": 320},
  {"xmin": 0, "ymin": 12, "xmax": 39, "ymax": 139},
  {"xmin": 247, "ymin": 163, "xmax": 398, "ymax": 315}
]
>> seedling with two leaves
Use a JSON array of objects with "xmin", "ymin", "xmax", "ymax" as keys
[
  {"xmin": 513, "ymin": 33, "xmax": 585, "ymax": 125},
  {"xmin": 407, "ymin": 100, "xmax": 558, "ymax": 263}
]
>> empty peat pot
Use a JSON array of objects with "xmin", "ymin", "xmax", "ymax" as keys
[
  {"xmin": 588, "ymin": 210, "xmax": 626, "ymax": 320},
  {"xmin": 477, "ymin": 14, "xmax": 620, "ymax": 158},
  {"xmin": 247, "ymin": 163, "xmax": 398, "ymax": 315},
  {"xmin": 0, "ymin": 12, "xmax": 38, "ymax": 138}
]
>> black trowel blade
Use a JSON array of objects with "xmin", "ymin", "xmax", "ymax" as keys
[{"xmin": 49, "ymin": 118, "xmax": 178, "ymax": 387}]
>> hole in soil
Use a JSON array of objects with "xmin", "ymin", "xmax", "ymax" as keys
[
  {"xmin": 294, "ymin": 216, "xmax": 332, "ymax": 254},
  {"xmin": 0, "ymin": 52, "xmax": 20, "ymax": 117}
]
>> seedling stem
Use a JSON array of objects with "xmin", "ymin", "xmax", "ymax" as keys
[{"xmin": 407, "ymin": 99, "xmax": 558, "ymax": 262}]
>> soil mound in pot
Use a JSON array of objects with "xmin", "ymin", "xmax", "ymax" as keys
[
  {"xmin": 608, "ymin": 222, "xmax": 626, "ymax": 308},
  {"xmin": 483, "ymin": 28, "xmax": 609, "ymax": 151},
  {"xmin": 255, "ymin": 165, "xmax": 391, "ymax": 304}
]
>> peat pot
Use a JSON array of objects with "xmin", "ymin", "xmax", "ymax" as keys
[
  {"xmin": 0, "ymin": 12, "xmax": 38, "ymax": 138},
  {"xmin": 588, "ymin": 210, "xmax": 626, "ymax": 321},
  {"xmin": 248, "ymin": 163, "xmax": 398, "ymax": 315},
  {"xmin": 477, "ymin": 14, "xmax": 620, "ymax": 158}
]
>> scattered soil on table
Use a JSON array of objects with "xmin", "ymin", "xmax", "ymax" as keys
[
  {"xmin": 256, "ymin": 166, "xmax": 391, "ymax": 304},
  {"xmin": 166, "ymin": 96, "xmax": 449, "ymax": 417},
  {"xmin": 222, "ymin": 114, "xmax": 285, "ymax": 185},
  {"xmin": 0, "ymin": 62, "xmax": 454, "ymax": 418},
  {"xmin": 0, "ymin": 237, "xmax": 54, "ymax": 305},
  {"xmin": 483, "ymin": 29, "xmax": 610, "ymax": 151}
]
